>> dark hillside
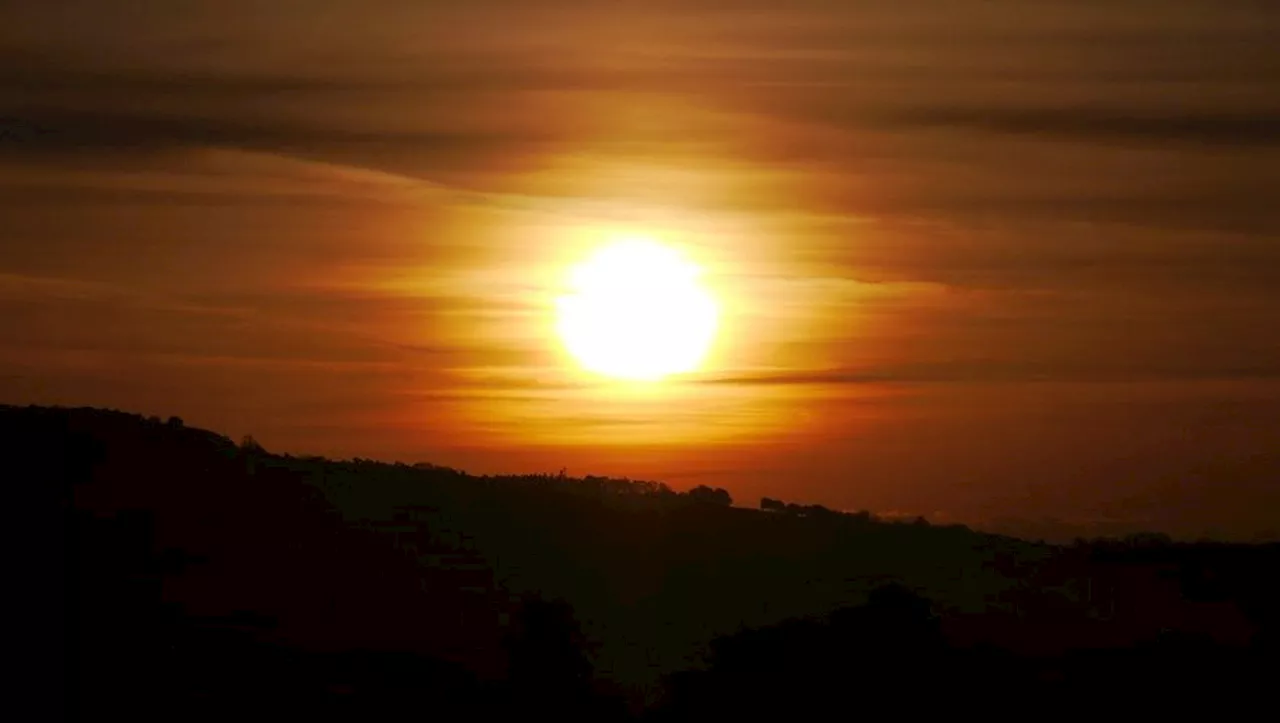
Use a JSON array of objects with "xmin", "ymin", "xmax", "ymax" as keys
[{"xmin": 8, "ymin": 404, "xmax": 1278, "ymax": 718}]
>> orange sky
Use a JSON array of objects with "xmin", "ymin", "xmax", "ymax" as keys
[{"xmin": 2, "ymin": 1, "xmax": 1279, "ymax": 540}]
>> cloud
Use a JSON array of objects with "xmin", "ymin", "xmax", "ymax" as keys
[
  {"xmin": 0, "ymin": 272, "xmax": 431, "ymax": 367},
  {"xmin": 886, "ymin": 106, "xmax": 1280, "ymax": 148},
  {"xmin": 0, "ymin": 108, "xmax": 556, "ymax": 159},
  {"xmin": 696, "ymin": 360, "xmax": 1280, "ymax": 388},
  {"xmin": 696, "ymin": 369, "xmax": 895, "ymax": 387},
  {"xmin": 0, "ymin": 272, "xmax": 143, "ymax": 303}
]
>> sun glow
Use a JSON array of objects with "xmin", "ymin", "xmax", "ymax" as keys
[{"xmin": 555, "ymin": 236, "xmax": 719, "ymax": 381}]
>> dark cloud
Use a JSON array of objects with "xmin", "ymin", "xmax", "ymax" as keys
[
  {"xmin": 887, "ymin": 106, "xmax": 1280, "ymax": 148},
  {"xmin": 0, "ymin": 108, "xmax": 557, "ymax": 157}
]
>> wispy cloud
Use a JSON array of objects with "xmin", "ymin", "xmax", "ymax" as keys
[{"xmin": 886, "ymin": 106, "xmax": 1280, "ymax": 148}]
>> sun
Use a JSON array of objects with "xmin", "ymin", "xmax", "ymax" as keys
[{"xmin": 555, "ymin": 236, "xmax": 719, "ymax": 381}]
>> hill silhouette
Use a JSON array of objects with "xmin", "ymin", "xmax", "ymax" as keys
[{"xmin": 10, "ymin": 404, "xmax": 1278, "ymax": 718}]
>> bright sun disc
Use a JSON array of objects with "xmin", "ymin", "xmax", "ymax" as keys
[{"xmin": 556, "ymin": 236, "xmax": 719, "ymax": 381}]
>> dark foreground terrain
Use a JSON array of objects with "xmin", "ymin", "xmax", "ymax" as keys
[{"xmin": 9, "ymin": 404, "xmax": 1279, "ymax": 720}]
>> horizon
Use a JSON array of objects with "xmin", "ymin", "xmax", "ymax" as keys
[
  {"xmin": 17, "ymin": 401, "xmax": 1275, "ymax": 545},
  {"xmin": 4, "ymin": 1, "xmax": 1280, "ymax": 543}
]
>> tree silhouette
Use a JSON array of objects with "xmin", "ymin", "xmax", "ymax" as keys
[
  {"xmin": 503, "ymin": 596, "xmax": 597, "ymax": 716},
  {"xmin": 686, "ymin": 485, "xmax": 731, "ymax": 506}
]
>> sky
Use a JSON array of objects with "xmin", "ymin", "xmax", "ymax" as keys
[{"xmin": 2, "ymin": 0, "xmax": 1279, "ymax": 541}]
